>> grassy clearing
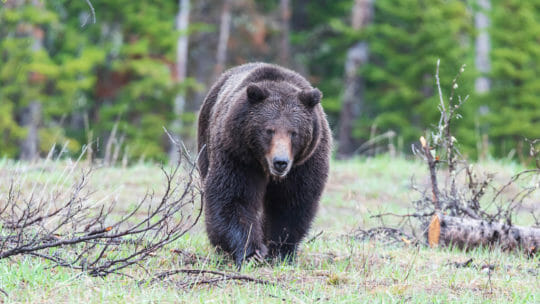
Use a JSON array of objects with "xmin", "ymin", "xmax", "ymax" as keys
[{"xmin": 0, "ymin": 156, "xmax": 538, "ymax": 303}]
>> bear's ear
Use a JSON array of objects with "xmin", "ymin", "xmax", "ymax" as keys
[
  {"xmin": 298, "ymin": 88, "xmax": 322, "ymax": 108},
  {"xmin": 246, "ymin": 84, "xmax": 269, "ymax": 103}
]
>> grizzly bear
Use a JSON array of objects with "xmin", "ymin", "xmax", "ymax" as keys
[{"xmin": 197, "ymin": 62, "xmax": 331, "ymax": 265}]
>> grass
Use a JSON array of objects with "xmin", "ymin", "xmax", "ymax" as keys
[{"xmin": 0, "ymin": 156, "xmax": 538, "ymax": 303}]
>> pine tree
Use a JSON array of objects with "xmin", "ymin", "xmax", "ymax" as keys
[
  {"xmin": 486, "ymin": 0, "xmax": 540, "ymax": 158},
  {"xmin": 362, "ymin": 0, "xmax": 474, "ymax": 150},
  {"xmin": 0, "ymin": 1, "xmax": 197, "ymax": 161},
  {"xmin": 0, "ymin": 1, "xmax": 82, "ymax": 158}
]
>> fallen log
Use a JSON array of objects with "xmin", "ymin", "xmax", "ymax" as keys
[{"xmin": 428, "ymin": 213, "xmax": 540, "ymax": 256}]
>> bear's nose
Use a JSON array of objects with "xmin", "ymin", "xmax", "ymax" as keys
[{"xmin": 272, "ymin": 157, "xmax": 289, "ymax": 173}]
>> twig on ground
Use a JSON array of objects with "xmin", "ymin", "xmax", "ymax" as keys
[
  {"xmin": 0, "ymin": 287, "xmax": 7, "ymax": 298},
  {"xmin": 352, "ymin": 227, "xmax": 425, "ymax": 246},
  {"xmin": 370, "ymin": 212, "xmax": 433, "ymax": 219},
  {"xmin": 306, "ymin": 230, "xmax": 324, "ymax": 243},
  {"xmin": 142, "ymin": 269, "xmax": 274, "ymax": 287},
  {"xmin": 450, "ymin": 258, "xmax": 474, "ymax": 268}
]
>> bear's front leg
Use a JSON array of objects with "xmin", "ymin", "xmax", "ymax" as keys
[
  {"xmin": 263, "ymin": 151, "xmax": 329, "ymax": 260},
  {"xmin": 203, "ymin": 163, "xmax": 268, "ymax": 266}
]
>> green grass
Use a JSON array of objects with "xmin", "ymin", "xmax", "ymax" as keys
[{"xmin": 0, "ymin": 156, "xmax": 538, "ymax": 303}]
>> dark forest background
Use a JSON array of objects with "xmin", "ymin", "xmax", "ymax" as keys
[{"xmin": 1, "ymin": 0, "xmax": 539, "ymax": 163}]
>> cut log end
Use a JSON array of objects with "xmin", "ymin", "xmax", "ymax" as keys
[{"xmin": 428, "ymin": 214, "xmax": 440, "ymax": 248}]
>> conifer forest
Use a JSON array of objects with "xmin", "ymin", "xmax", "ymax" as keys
[{"xmin": 1, "ymin": 0, "xmax": 539, "ymax": 163}]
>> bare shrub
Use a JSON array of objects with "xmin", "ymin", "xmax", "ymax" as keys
[{"xmin": 0, "ymin": 144, "xmax": 202, "ymax": 277}]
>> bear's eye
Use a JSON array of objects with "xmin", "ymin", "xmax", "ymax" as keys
[
  {"xmin": 291, "ymin": 131, "xmax": 297, "ymax": 138},
  {"xmin": 266, "ymin": 129, "xmax": 275, "ymax": 136}
]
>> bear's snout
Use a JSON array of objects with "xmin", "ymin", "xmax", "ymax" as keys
[
  {"xmin": 267, "ymin": 131, "xmax": 293, "ymax": 177},
  {"xmin": 272, "ymin": 156, "xmax": 289, "ymax": 173}
]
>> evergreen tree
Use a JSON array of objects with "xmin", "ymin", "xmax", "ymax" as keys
[
  {"xmin": 0, "ymin": 1, "xmax": 84, "ymax": 157},
  {"xmin": 486, "ymin": 0, "xmax": 540, "ymax": 157},
  {"xmin": 290, "ymin": 0, "xmax": 355, "ymax": 126},
  {"xmin": 60, "ymin": 0, "xmax": 192, "ymax": 162},
  {"xmin": 362, "ymin": 0, "xmax": 474, "ymax": 150},
  {"xmin": 1, "ymin": 0, "xmax": 539, "ymax": 162},
  {"xmin": 0, "ymin": 1, "xmax": 197, "ymax": 161}
]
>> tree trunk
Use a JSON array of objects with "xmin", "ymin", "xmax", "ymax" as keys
[
  {"xmin": 186, "ymin": 1, "xmax": 215, "ymax": 116},
  {"xmin": 337, "ymin": 43, "xmax": 369, "ymax": 158},
  {"xmin": 213, "ymin": 0, "xmax": 232, "ymax": 79},
  {"xmin": 20, "ymin": 102, "xmax": 42, "ymax": 161},
  {"xmin": 169, "ymin": 0, "xmax": 191, "ymax": 164},
  {"xmin": 429, "ymin": 213, "xmax": 539, "ymax": 255},
  {"xmin": 337, "ymin": 0, "xmax": 373, "ymax": 158},
  {"xmin": 279, "ymin": 0, "xmax": 291, "ymax": 66},
  {"xmin": 475, "ymin": 0, "xmax": 491, "ymax": 93},
  {"xmin": 20, "ymin": 0, "xmax": 45, "ymax": 161}
]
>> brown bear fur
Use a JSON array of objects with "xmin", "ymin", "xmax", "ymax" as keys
[{"xmin": 197, "ymin": 62, "xmax": 331, "ymax": 265}]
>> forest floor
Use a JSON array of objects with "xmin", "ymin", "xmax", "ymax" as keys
[{"xmin": 0, "ymin": 156, "xmax": 538, "ymax": 303}]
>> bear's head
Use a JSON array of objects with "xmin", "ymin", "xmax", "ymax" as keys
[{"xmin": 243, "ymin": 82, "xmax": 322, "ymax": 178}]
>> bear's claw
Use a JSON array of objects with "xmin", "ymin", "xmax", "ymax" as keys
[{"xmin": 234, "ymin": 243, "xmax": 268, "ymax": 266}]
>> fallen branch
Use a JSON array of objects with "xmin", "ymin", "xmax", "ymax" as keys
[
  {"xmin": 0, "ymin": 287, "xmax": 7, "ymax": 298},
  {"xmin": 429, "ymin": 213, "xmax": 539, "ymax": 256},
  {"xmin": 353, "ymin": 227, "xmax": 424, "ymax": 246},
  {"xmin": 306, "ymin": 230, "xmax": 324, "ymax": 243},
  {"xmin": 143, "ymin": 269, "xmax": 273, "ymax": 287},
  {"xmin": 449, "ymin": 257, "xmax": 474, "ymax": 268}
]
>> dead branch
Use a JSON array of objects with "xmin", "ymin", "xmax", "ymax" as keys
[
  {"xmin": 0, "ymin": 142, "xmax": 203, "ymax": 277},
  {"xmin": 450, "ymin": 257, "xmax": 474, "ymax": 268},
  {"xmin": 352, "ymin": 227, "xmax": 424, "ymax": 246},
  {"xmin": 306, "ymin": 230, "xmax": 324, "ymax": 243},
  {"xmin": 353, "ymin": 130, "xmax": 396, "ymax": 155},
  {"xmin": 420, "ymin": 136, "xmax": 440, "ymax": 211},
  {"xmin": 0, "ymin": 287, "xmax": 7, "ymax": 298},
  {"xmin": 143, "ymin": 269, "xmax": 273, "ymax": 287},
  {"xmin": 421, "ymin": 63, "xmax": 540, "ymax": 252},
  {"xmin": 370, "ymin": 212, "xmax": 433, "ymax": 219}
]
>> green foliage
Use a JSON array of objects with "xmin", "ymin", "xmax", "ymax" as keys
[
  {"xmin": 0, "ymin": 102, "xmax": 25, "ymax": 157},
  {"xmin": 293, "ymin": 0, "xmax": 539, "ymax": 159},
  {"xmin": 57, "ymin": 0, "xmax": 196, "ymax": 161},
  {"xmin": 290, "ymin": 0, "xmax": 355, "ymax": 126},
  {"xmin": 0, "ymin": 3, "xmax": 66, "ymax": 157},
  {"xmin": 485, "ymin": 0, "xmax": 540, "ymax": 157},
  {"xmin": 363, "ymin": 0, "xmax": 475, "ymax": 150},
  {"xmin": 0, "ymin": 0, "xmax": 198, "ymax": 161},
  {"xmin": 291, "ymin": 0, "xmax": 478, "ymax": 154}
]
